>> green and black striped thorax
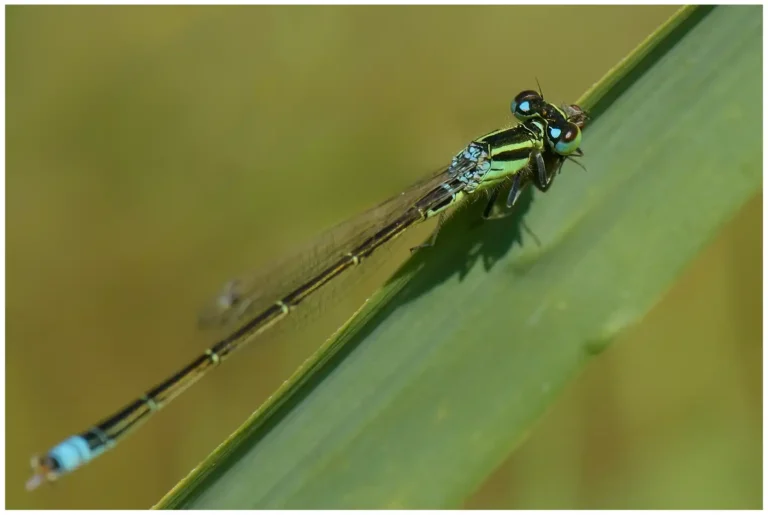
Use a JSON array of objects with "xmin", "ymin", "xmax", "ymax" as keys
[{"xmin": 446, "ymin": 120, "xmax": 548, "ymax": 194}]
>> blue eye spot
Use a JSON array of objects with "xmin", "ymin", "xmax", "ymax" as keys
[
  {"xmin": 519, "ymin": 101, "xmax": 530, "ymax": 113},
  {"xmin": 548, "ymin": 126, "xmax": 562, "ymax": 139}
]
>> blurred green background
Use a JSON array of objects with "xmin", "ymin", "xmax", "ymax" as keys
[{"xmin": 6, "ymin": 6, "xmax": 760, "ymax": 509}]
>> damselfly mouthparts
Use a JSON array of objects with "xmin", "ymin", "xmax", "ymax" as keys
[{"xmin": 27, "ymin": 90, "xmax": 587, "ymax": 491}]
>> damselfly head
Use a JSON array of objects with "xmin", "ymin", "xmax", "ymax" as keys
[{"xmin": 510, "ymin": 88, "xmax": 587, "ymax": 157}]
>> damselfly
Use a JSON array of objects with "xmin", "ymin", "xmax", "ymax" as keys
[{"xmin": 26, "ymin": 90, "xmax": 587, "ymax": 491}]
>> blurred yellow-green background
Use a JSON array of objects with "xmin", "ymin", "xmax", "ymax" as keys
[{"xmin": 6, "ymin": 6, "xmax": 760, "ymax": 509}]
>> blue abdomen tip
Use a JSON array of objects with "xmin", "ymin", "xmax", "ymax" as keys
[{"xmin": 49, "ymin": 435, "xmax": 92, "ymax": 472}]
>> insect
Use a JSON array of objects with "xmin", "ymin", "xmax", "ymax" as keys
[{"xmin": 26, "ymin": 90, "xmax": 587, "ymax": 491}]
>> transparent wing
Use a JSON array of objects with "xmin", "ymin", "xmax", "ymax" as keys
[{"xmin": 197, "ymin": 164, "xmax": 453, "ymax": 330}]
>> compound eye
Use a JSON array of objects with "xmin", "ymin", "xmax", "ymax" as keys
[
  {"xmin": 511, "ymin": 90, "xmax": 543, "ymax": 121},
  {"xmin": 550, "ymin": 122, "xmax": 582, "ymax": 155}
]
